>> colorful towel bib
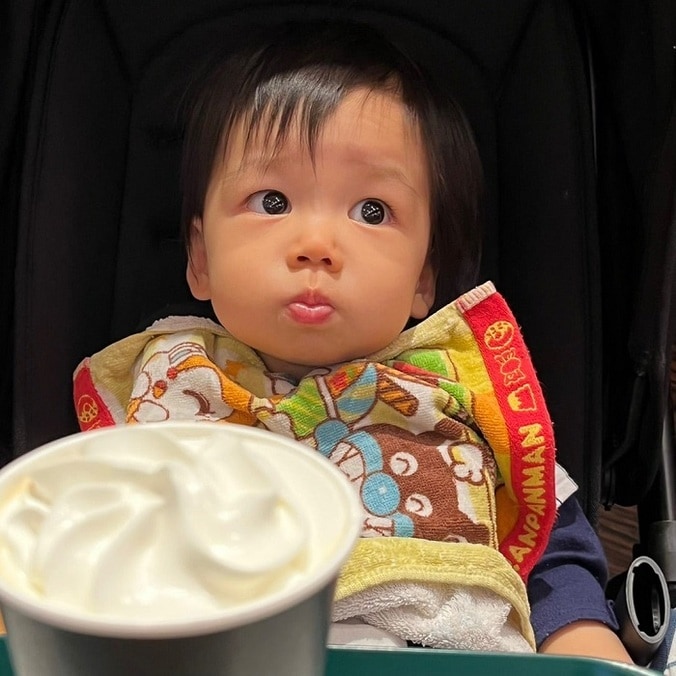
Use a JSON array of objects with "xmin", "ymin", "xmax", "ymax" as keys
[{"xmin": 74, "ymin": 282, "xmax": 557, "ymax": 584}]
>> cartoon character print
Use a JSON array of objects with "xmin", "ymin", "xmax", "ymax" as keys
[
  {"xmin": 125, "ymin": 335, "xmax": 497, "ymax": 548},
  {"xmin": 322, "ymin": 422, "xmax": 494, "ymax": 545},
  {"xmin": 301, "ymin": 361, "xmax": 495, "ymax": 546},
  {"xmin": 127, "ymin": 338, "xmax": 256, "ymax": 425}
]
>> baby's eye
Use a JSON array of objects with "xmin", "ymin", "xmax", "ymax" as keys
[
  {"xmin": 349, "ymin": 199, "xmax": 392, "ymax": 225},
  {"xmin": 248, "ymin": 190, "xmax": 290, "ymax": 215}
]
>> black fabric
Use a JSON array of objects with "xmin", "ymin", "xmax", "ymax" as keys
[
  {"xmin": 0, "ymin": 0, "xmax": 51, "ymax": 466},
  {"xmin": 494, "ymin": 2, "xmax": 600, "ymax": 515},
  {"xmin": 580, "ymin": 0, "xmax": 676, "ymax": 507},
  {"xmin": 9, "ymin": 0, "xmax": 673, "ymax": 525},
  {"xmin": 13, "ymin": 0, "xmax": 131, "ymax": 456},
  {"xmin": 10, "ymin": 0, "xmax": 600, "ymax": 513}
]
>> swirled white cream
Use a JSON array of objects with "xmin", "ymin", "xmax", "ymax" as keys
[{"xmin": 0, "ymin": 425, "xmax": 351, "ymax": 623}]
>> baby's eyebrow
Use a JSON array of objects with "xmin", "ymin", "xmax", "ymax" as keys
[
  {"xmin": 214, "ymin": 155, "xmax": 276, "ymax": 185},
  {"xmin": 364, "ymin": 162, "xmax": 416, "ymax": 186},
  {"xmin": 355, "ymin": 160, "xmax": 425, "ymax": 198},
  {"xmin": 218, "ymin": 151, "xmax": 425, "ymax": 198},
  {"xmin": 229, "ymin": 152, "xmax": 291, "ymax": 177}
]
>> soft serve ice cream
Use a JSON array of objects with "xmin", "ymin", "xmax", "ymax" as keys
[
  {"xmin": 0, "ymin": 435, "xmax": 305, "ymax": 617},
  {"xmin": 0, "ymin": 424, "xmax": 360, "ymax": 632}
]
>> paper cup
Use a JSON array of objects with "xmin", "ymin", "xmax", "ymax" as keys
[{"xmin": 0, "ymin": 423, "xmax": 362, "ymax": 675}]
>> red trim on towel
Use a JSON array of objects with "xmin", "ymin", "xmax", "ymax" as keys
[
  {"xmin": 73, "ymin": 360, "xmax": 116, "ymax": 431},
  {"xmin": 458, "ymin": 289, "xmax": 557, "ymax": 579}
]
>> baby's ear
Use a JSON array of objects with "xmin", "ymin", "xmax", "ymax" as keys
[
  {"xmin": 186, "ymin": 217, "xmax": 211, "ymax": 301},
  {"xmin": 410, "ymin": 260, "xmax": 436, "ymax": 319}
]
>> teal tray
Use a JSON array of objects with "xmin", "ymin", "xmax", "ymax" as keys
[
  {"xmin": 0, "ymin": 638, "xmax": 657, "ymax": 675},
  {"xmin": 326, "ymin": 646, "xmax": 657, "ymax": 675}
]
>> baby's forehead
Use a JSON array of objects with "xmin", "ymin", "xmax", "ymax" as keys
[{"xmin": 220, "ymin": 87, "xmax": 425, "ymax": 169}]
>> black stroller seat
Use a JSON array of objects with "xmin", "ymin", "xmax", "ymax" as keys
[
  {"xmin": 2, "ymin": 0, "xmax": 675, "ymax": 665},
  {"xmin": 7, "ymin": 0, "xmax": 603, "ymax": 507}
]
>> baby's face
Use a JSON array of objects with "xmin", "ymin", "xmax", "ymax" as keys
[{"xmin": 188, "ymin": 88, "xmax": 434, "ymax": 379}]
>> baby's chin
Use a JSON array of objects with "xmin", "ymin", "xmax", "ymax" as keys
[{"xmin": 256, "ymin": 348, "xmax": 369, "ymax": 380}]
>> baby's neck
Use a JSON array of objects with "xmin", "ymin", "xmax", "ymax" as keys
[{"xmin": 257, "ymin": 351, "xmax": 354, "ymax": 382}]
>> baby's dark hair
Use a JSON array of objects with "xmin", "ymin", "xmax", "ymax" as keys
[{"xmin": 180, "ymin": 20, "xmax": 483, "ymax": 305}]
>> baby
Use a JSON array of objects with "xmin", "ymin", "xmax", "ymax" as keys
[{"xmin": 74, "ymin": 20, "xmax": 631, "ymax": 662}]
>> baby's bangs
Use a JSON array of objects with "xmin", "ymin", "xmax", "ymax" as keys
[{"xmin": 235, "ymin": 65, "xmax": 403, "ymax": 164}]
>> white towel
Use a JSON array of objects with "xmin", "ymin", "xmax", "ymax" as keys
[
  {"xmin": 332, "ymin": 581, "xmax": 533, "ymax": 653},
  {"xmin": 328, "ymin": 618, "xmax": 407, "ymax": 648}
]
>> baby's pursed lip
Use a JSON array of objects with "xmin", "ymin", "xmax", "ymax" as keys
[
  {"xmin": 291, "ymin": 289, "xmax": 333, "ymax": 307},
  {"xmin": 286, "ymin": 290, "xmax": 334, "ymax": 324}
]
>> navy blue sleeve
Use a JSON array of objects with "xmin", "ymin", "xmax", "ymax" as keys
[{"xmin": 527, "ymin": 495, "xmax": 620, "ymax": 648}]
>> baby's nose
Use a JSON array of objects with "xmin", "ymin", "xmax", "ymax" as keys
[{"xmin": 287, "ymin": 220, "xmax": 343, "ymax": 271}]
